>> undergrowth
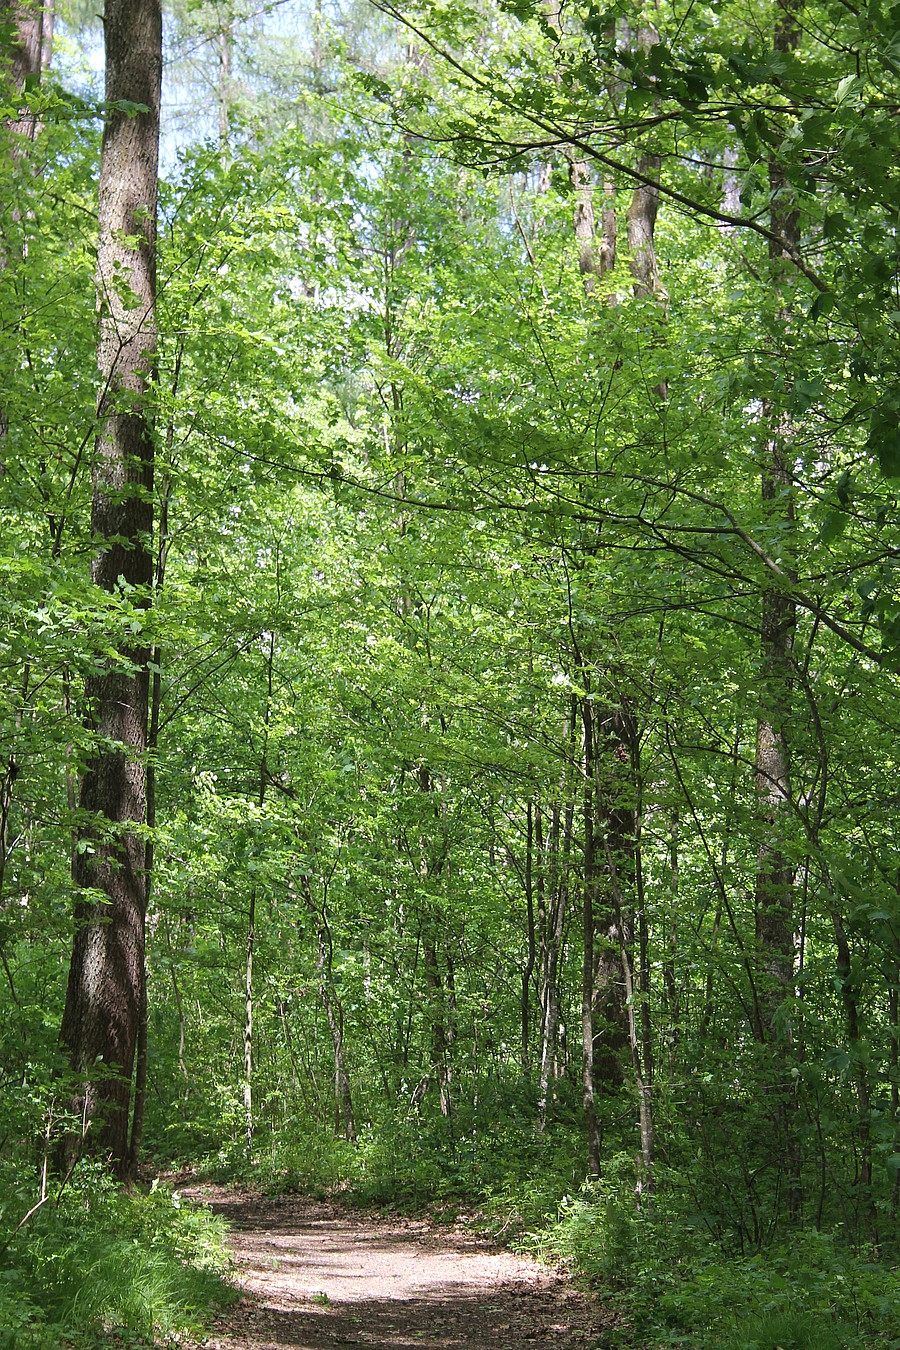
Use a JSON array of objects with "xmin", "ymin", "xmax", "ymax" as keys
[
  {"xmin": 0, "ymin": 1159, "xmax": 234, "ymax": 1349},
  {"xmin": 147, "ymin": 1089, "xmax": 900, "ymax": 1350},
  {"xmin": 518, "ymin": 1156, "xmax": 900, "ymax": 1350},
  {"xmin": 193, "ymin": 1110, "xmax": 900, "ymax": 1350}
]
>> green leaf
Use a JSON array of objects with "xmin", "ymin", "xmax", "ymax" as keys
[
  {"xmin": 818, "ymin": 511, "xmax": 848, "ymax": 545},
  {"xmin": 806, "ymin": 290, "xmax": 835, "ymax": 323}
]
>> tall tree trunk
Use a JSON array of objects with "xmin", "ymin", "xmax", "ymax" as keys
[
  {"xmin": 243, "ymin": 628, "xmax": 275, "ymax": 1155},
  {"xmin": 128, "ymin": 389, "xmax": 176, "ymax": 1176},
  {"xmin": 521, "ymin": 799, "xmax": 536, "ymax": 1076},
  {"xmin": 301, "ymin": 874, "xmax": 356, "ymax": 1141},
  {"xmin": 538, "ymin": 699, "xmax": 578, "ymax": 1131},
  {"xmin": 662, "ymin": 807, "xmax": 679, "ymax": 1075},
  {"xmin": 625, "ymin": 25, "xmax": 668, "ymax": 318},
  {"xmin": 581, "ymin": 698, "xmax": 600, "ymax": 1175},
  {"xmin": 592, "ymin": 708, "xmax": 631, "ymax": 1088},
  {"xmin": 626, "ymin": 157, "xmax": 665, "ymax": 301},
  {"xmin": 755, "ymin": 1, "xmax": 800, "ymax": 1041},
  {"xmin": 57, "ymin": 0, "xmax": 161, "ymax": 1178},
  {"xmin": 604, "ymin": 836, "xmax": 654, "ymax": 1203}
]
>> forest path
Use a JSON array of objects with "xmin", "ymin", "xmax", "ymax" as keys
[{"xmin": 181, "ymin": 1185, "xmax": 613, "ymax": 1350}]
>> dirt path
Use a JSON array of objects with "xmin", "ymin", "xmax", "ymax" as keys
[{"xmin": 182, "ymin": 1186, "xmax": 615, "ymax": 1350}]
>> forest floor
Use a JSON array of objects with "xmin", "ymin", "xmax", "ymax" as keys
[{"xmin": 180, "ymin": 1183, "xmax": 617, "ymax": 1350}]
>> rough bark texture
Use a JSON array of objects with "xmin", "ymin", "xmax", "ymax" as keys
[
  {"xmin": 0, "ymin": 0, "xmax": 48, "ymax": 94},
  {"xmin": 626, "ymin": 159, "xmax": 664, "ymax": 299},
  {"xmin": 569, "ymin": 157, "xmax": 597, "ymax": 293},
  {"xmin": 57, "ymin": 0, "xmax": 161, "ymax": 1176},
  {"xmin": 624, "ymin": 28, "xmax": 667, "ymax": 305}
]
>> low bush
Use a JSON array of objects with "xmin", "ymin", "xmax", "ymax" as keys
[
  {"xmin": 522, "ymin": 1165, "xmax": 899, "ymax": 1350},
  {"xmin": 0, "ymin": 1159, "xmax": 234, "ymax": 1349}
]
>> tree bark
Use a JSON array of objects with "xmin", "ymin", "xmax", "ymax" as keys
[
  {"xmin": 603, "ymin": 835, "xmax": 654, "ymax": 1202},
  {"xmin": 538, "ymin": 699, "xmax": 577, "ymax": 1131},
  {"xmin": 754, "ymin": 0, "xmax": 800, "ymax": 1041},
  {"xmin": 57, "ymin": 0, "xmax": 161, "ymax": 1178},
  {"xmin": 581, "ymin": 698, "xmax": 600, "ymax": 1175},
  {"xmin": 624, "ymin": 28, "xmax": 668, "ymax": 306},
  {"xmin": 127, "ymin": 424, "xmax": 174, "ymax": 1176},
  {"xmin": 301, "ymin": 874, "xmax": 356, "ymax": 1141},
  {"xmin": 592, "ymin": 708, "xmax": 631, "ymax": 1088},
  {"xmin": 520, "ymin": 799, "xmax": 536, "ymax": 1076},
  {"xmin": 662, "ymin": 807, "xmax": 679, "ymax": 1075},
  {"xmin": 1, "ymin": 0, "xmax": 51, "ymax": 98}
]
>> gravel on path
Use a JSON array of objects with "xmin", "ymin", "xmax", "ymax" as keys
[{"xmin": 180, "ymin": 1185, "xmax": 615, "ymax": 1350}]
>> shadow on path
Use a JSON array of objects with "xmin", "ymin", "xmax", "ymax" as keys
[{"xmin": 182, "ymin": 1187, "xmax": 615, "ymax": 1350}]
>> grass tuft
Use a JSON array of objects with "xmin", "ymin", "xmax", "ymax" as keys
[{"xmin": 0, "ymin": 1160, "xmax": 235, "ymax": 1349}]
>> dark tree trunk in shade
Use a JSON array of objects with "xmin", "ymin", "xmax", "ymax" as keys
[
  {"xmin": 581, "ymin": 698, "xmax": 601, "ymax": 1176},
  {"xmin": 57, "ymin": 0, "xmax": 161, "ymax": 1177},
  {"xmin": 520, "ymin": 799, "xmax": 536, "ymax": 1076},
  {"xmin": 301, "ymin": 874, "xmax": 357, "ymax": 1142},
  {"xmin": 754, "ymin": 0, "xmax": 800, "ymax": 1041}
]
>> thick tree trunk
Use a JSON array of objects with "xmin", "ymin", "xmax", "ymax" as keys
[
  {"xmin": 626, "ymin": 158, "xmax": 663, "ymax": 299},
  {"xmin": 57, "ymin": 0, "xmax": 161, "ymax": 1178},
  {"xmin": 127, "ymin": 458, "xmax": 172, "ymax": 1175},
  {"xmin": 624, "ymin": 29, "xmax": 668, "ymax": 306},
  {"xmin": 1, "ymin": 0, "xmax": 51, "ymax": 97},
  {"xmin": 569, "ymin": 157, "xmax": 597, "ymax": 294}
]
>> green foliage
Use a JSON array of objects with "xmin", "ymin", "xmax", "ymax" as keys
[
  {"xmin": 0, "ymin": 1162, "xmax": 234, "ymax": 1348},
  {"xmin": 4, "ymin": 7, "xmax": 900, "ymax": 1350},
  {"xmin": 528, "ymin": 1173, "xmax": 898, "ymax": 1349}
]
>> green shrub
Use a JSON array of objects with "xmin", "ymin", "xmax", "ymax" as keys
[{"xmin": 0, "ymin": 1160, "xmax": 234, "ymax": 1349}]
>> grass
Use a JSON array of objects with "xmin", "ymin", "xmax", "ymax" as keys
[{"xmin": 0, "ymin": 1160, "xmax": 235, "ymax": 1349}]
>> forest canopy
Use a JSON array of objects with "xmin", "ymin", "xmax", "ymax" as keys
[{"xmin": 2, "ymin": 0, "xmax": 900, "ymax": 1343}]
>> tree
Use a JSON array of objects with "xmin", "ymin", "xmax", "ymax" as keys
[{"xmin": 57, "ymin": 0, "xmax": 162, "ymax": 1176}]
